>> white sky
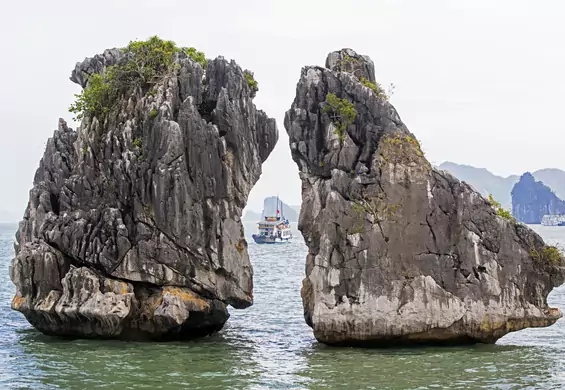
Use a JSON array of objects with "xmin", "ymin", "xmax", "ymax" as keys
[{"xmin": 1, "ymin": 0, "xmax": 564, "ymax": 216}]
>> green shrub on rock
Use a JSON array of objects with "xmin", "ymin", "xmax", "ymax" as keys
[
  {"xmin": 183, "ymin": 47, "xmax": 207, "ymax": 68},
  {"xmin": 360, "ymin": 77, "xmax": 388, "ymax": 101},
  {"xmin": 530, "ymin": 245, "xmax": 564, "ymax": 266},
  {"xmin": 322, "ymin": 93, "xmax": 357, "ymax": 142},
  {"xmin": 69, "ymin": 36, "xmax": 207, "ymax": 122},
  {"xmin": 244, "ymin": 71, "xmax": 259, "ymax": 98},
  {"xmin": 69, "ymin": 73, "xmax": 115, "ymax": 121},
  {"xmin": 488, "ymin": 194, "xmax": 516, "ymax": 222},
  {"xmin": 121, "ymin": 36, "xmax": 179, "ymax": 86}
]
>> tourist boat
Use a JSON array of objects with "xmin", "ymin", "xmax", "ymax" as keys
[
  {"xmin": 541, "ymin": 214, "xmax": 565, "ymax": 226},
  {"xmin": 252, "ymin": 198, "xmax": 293, "ymax": 244}
]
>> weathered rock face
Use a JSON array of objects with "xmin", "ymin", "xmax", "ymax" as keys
[
  {"xmin": 285, "ymin": 49, "xmax": 565, "ymax": 346},
  {"xmin": 512, "ymin": 172, "xmax": 565, "ymax": 224},
  {"xmin": 11, "ymin": 47, "xmax": 277, "ymax": 339}
]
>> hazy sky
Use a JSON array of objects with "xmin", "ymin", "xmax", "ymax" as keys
[{"xmin": 1, "ymin": 0, "xmax": 564, "ymax": 218}]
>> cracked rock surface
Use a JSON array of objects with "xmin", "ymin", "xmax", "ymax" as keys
[
  {"xmin": 11, "ymin": 48, "xmax": 277, "ymax": 339},
  {"xmin": 285, "ymin": 48, "xmax": 565, "ymax": 346}
]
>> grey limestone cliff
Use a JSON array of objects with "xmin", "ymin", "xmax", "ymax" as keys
[
  {"xmin": 285, "ymin": 49, "xmax": 565, "ymax": 346},
  {"xmin": 11, "ymin": 44, "xmax": 277, "ymax": 339}
]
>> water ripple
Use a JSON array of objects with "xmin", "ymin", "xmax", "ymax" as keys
[{"xmin": 1, "ymin": 222, "xmax": 565, "ymax": 389}]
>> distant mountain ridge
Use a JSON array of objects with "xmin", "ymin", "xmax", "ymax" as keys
[{"xmin": 437, "ymin": 162, "xmax": 565, "ymax": 210}]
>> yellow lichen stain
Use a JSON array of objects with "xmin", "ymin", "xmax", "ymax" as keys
[
  {"xmin": 235, "ymin": 239, "xmax": 246, "ymax": 255},
  {"xmin": 104, "ymin": 279, "xmax": 131, "ymax": 295},
  {"xmin": 548, "ymin": 307, "xmax": 562, "ymax": 318},
  {"xmin": 479, "ymin": 316, "xmax": 497, "ymax": 332},
  {"xmin": 480, "ymin": 315, "xmax": 556, "ymax": 334},
  {"xmin": 163, "ymin": 287, "xmax": 210, "ymax": 310},
  {"xmin": 12, "ymin": 295, "xmax": 24, "ymax": 310},
  {"xmin": 225, "ymin": 149, "xmax": 234, "ymax": 166},
  {"xmin": 141, "ymin": 294, "xmax": 164, "ymax": 320}
]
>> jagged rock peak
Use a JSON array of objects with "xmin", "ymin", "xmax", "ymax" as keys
[
  {"xmin": 285, "ymin": 49, "xmax": 565, "ymax": 347},
  {"xmin": 70, "ymin": 48, "xmax": 124, "ymax": 88},
  {"xmin": 11, "ymin": 37, "xmax": 278, "ymax": 340},
  {"xmin": 325, "ymin": 48, "xmax": 376, "ymax": 83},
  {"xmin": 512, "ymin": 172, "xmax": 565, "ymax": 224}
]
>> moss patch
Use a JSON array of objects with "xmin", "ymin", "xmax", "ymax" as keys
[{"xmin": 379, "ymin": 133, "xmax": 428, "ymax": 167}]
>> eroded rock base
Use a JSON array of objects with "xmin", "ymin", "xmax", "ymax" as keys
[{"xmin": 12, "ymin": 254, "xmax": 228, "ymax": 340}]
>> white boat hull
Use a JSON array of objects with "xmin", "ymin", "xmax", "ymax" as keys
[{"xmin": 252, "ymin": 234, "xmax": 292, "ymax": 244}]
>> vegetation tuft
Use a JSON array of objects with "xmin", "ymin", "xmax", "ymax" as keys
[
  {"xmin": 341, "ymin": 54, "xmax": 358, "ymax": 66},
  {"xmin": 530, "ymin": 245, "xmax": 564, "ymax": 267},
  {"xmin": 244, "ymin": 71, "xmax": 259, "ymax": 98},
  {"xmin": 488, "ymin": 194, "xmax": 516, "ymax": 222},
  {"xmin": 184, "ymin": 47, "xmax": 207, "ymax": 68},
  {"xmin": 379, "ymin": 133, "xmax": 427, "ymax": 167},
  {"xmin": 360, "ymin": 77, "xmax": 389, "ymax": 100},
  {"xmin": 322, "ymin": 93, "xmax": 357, "ymax": 142},
  {"xmin": 69, "ymin": 36, "xmax": 207, "ymax": 121},
  {"xmin": 350, "ymin": 193, "xmax": 399, "ymax": 234}
]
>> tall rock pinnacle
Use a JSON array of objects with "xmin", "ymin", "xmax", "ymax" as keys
[
  {"xmin": 285, "ymin": 49, "xmax": 565, "ymax": 346},
  {"xmin": 11, "ymin": 38, "xmax": 277, "ymax": 339}
]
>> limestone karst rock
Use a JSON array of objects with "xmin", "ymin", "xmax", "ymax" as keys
[
  {"xmin": 284, "ymin": 48, "xmax": 565, "ymax": 346},
  {"xmin": 11, "ymin": 39, "xmax": 277, "ymax": 339},
  {"xmin": 512, "ymin": 172, "xmax": 565, "ymax": 224}
]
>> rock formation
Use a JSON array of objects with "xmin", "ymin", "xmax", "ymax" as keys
[
  {"xmin": 512, "ymin": 172, "xmax": 565, "ymax": 224},
  {"xmin": 11, "ymin": 38, "xmax": 277, "ymax": 339},
  {"xmin": 439, "ymin": 162, "xmax": 565, "ymax": 212},
  {"xmin": 438, "ymin": 162, "xmax": 519, "ymax": 210},
  {"xmin": 285, "ymin": 49, "xmax": 565, "ymax": 346}
]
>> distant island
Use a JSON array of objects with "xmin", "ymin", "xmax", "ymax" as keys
[
  {"xmin": 243, "ymin": 196, "xmax": 300, "ymax": 222},
  {"xmin": 438, "ymin": 162, "xmax": 565, "ymax": 211},
  {"xmin": 512, "ymin": 172, "xmax": 565, "ymax": 224}
]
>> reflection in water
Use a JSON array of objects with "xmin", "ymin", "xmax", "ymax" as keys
[
  {"xmin": 1, "ymin": 223, "xmax": 565, "ymax": 389},
  {"xmin": 298, "ymin": 343, "xmax": 557, "ymax": 389},
  {"xmin": 17, "ymin": 331, "xmax": 260, "ymax": 389}
]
